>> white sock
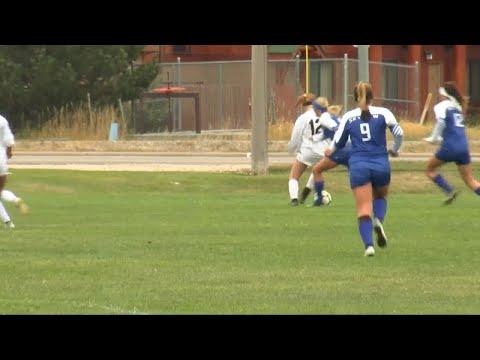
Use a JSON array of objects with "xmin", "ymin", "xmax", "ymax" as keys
[
  {"xmin": 288, "ymin": 179, "xmax": 299, "ymax": 200},
  {"xmin": 0, "ymin": 201, "xmax": 11, "ymax": 223},
  {"xmin": 306, "ymin": 173, "xmax": 315, "ymax": 190},
  {"xmin": 1, "ymin": 190, "xmax": 19, "ymax": 204}
]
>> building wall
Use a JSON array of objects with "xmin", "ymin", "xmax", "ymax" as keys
[{"xmin": 139, "ymin": 45, "xmax": 480, "ymax": 127}]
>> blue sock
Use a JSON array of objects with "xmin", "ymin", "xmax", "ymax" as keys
[
  {"xmin": 314, "ymin": 181, "xmax": 324, "ymax": 198},
  {"xmin": 373, "ymin": 198, "xmax": 387, "ymax": 223},
  {"xmin": 475, "ymin": 187, "xmax": 480, "ymax": 196},
  {"xmin": 358, "ymin": 216, "xmax": 373, "ymax": 248},
  {"xmin": 432, "ymin": 174, "xmax": 453, "ymax": 194}
]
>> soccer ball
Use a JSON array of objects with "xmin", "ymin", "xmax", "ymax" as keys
[{"xmin": 321, "ymin": 190, "xmax": 332, "ymax": 205}]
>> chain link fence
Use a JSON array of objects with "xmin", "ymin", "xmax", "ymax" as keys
[{"xmin": 133, "ymin": 57, "xmax": 419, "ymax": 133}]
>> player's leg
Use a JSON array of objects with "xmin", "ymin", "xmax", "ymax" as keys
[
  {"xmin": 299, "ymin": 152, "xmax": 321, "ymax": 204},
  {"xmin": 426, "ymin": 155, "xmax": 458, "ymax": 204},
  {"xmin": 0, "ymin": 176, "xmax": 13, "ymax": 228},
  {"xmin": 349, "ymin": 163, "xmax": 375, "ymax": 256},
  {"xmin": 370, "ymin": 163, "xmax": 391, "ymax": 248},
  {"xmin": 288, "ymin": 160, "xmax": 307, "ymax": 206},
  {"xmin": 312, "ymin": 157, "xmax": 338, "ymax": 206},
  {"xmin": 457, "ymin": 162, "xmax": 480, "ymax": 195},
  {"xmin": 353, "ymin": 183, "xmax": 375, "ymax": 256},
  {"xmin": 299, "ymin": 172, "xmax": 314, "ymax": 204},
  {"xmin": 372, "ymin": 185, "xmax": 389, "ymax": 248},
  {"xmin": 1, "ymin": 190, "xmax": 28, "ymax": 214}
]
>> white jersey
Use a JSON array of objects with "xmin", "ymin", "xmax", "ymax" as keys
[
  {"xmin": 0, "ymin": 115, "xmax": 14, "ymax": 149},
  {"xmin": 0, "ymin": 115, "xmax": 14, "ymax": 175},
  {"xmin": 288, "ymin": 109, "xmax": 338, "ymax": 157}
]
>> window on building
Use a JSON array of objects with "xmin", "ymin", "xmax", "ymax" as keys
[
  {"xmin": 382, "ymin": 61, "xmax": 399, "ymax": 99},
  {"xmin": 469, "ymin": 60, "xmax": 480, "ymax": 105},
  {"xmin": 173, "ymin": 45, "xmax": 191, "ymax": 55}
]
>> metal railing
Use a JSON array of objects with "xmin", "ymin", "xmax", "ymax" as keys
[{"xmin": 134, "ymin": 56, "xmax": 420, "ymax": 133}]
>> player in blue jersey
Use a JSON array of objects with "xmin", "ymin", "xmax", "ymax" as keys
[
  {"xmin": 324, "ymin": 82, "xmax": 404, "ymax": 257},
  {"xmin": 311, "ymin": 105, "xmax": 353, "ymax": 206},
  {"xmin": 424, "ymin": 82, "xmax": 480, "ymax": 204}
]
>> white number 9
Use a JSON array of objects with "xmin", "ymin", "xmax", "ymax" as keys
[
  {"xmin": 453, "ymin": 113, "xmax": 464, "ymax": 127},
  {"xmin": 360, "ymin": 123, "xmax": 371, "ymax": 141}
]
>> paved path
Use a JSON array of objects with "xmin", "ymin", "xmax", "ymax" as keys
[{"xmin": 7, "ymin": 152, "xmax": 480, "ymax": 172}]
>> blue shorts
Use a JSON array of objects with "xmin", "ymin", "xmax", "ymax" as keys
[
  {"xmin": 329, "ymin": 146, "xmax": 351, "ymax": 167},
  {"xmin": 348, "ymin": 158, "xmax": 391, "ymax": 189},
  {"xmin": 435, "ymin": 147, "xmax": 471, "ymax": 165}
]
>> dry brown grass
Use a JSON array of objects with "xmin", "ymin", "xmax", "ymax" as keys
[
  {"xmin": 31, "ymin": 103, "xmax": 126, "ymax": 140},
  {"xmin": 269, "ymin": 117, "xmax": 480, "ymax": 141}
]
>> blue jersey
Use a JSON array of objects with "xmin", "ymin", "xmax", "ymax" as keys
[
  {"xmin": 434, "ymin": 100, "xmax": 469, "ymax": 152},
  {"xmin": 432, "ymin": 100, "xmax": 470, "ymax": 165},
  {"xmin": 333, "ymin": 106, "xmax": 402, "ymax": 163}
]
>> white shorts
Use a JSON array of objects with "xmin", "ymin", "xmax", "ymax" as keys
[{"xmin": 296, "ymin": 150, "xmax": 323, "ymax": 167}]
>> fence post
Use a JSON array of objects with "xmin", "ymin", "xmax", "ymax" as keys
[
  {"xmin": 218, "ymin": 62, "xmax": 223, "ymax": 129},
  {"xmin": 295, "ymin": 54, "xmax": 300, "ymax": 116},
  {"xmin": 177, "ymin": 57, "xmax": 182, "ymax": 131},
  {"xmin": 414, "ymin": 61, "xmax": 420, "ymax": 119},
  {"xmin": 118, "ymin": 98, "xmax": 126, "ymax": 139},
  {"xmin": 87, "ymin": 92, "xmax": 93, "ymax": 129},
  {"xmin": 343, "ymin": 53, "xmax": 348, "ymax": 113}
]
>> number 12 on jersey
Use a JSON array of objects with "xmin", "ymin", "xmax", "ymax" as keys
[{"xmin": 360, "ymin": 123, "xmax": 371, "ymax": 141}]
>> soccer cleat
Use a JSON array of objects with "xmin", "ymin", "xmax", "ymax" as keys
[
  {"xmin": 290, "ymin": 199, "xmax": 299, "ymax": 207},
  {"xmin": 443, "ymin": 190, "xmax": 460, "ymax": 205},
  {"xmin": 312, "ymin": 197, "xmax": 324, "ymax": 207},
  {"xmin": 299, "ymin": 187, "xmax": 311, "ymax": 204},
  {"xmin": 15, "ymin": 198, "xmax": 29, "ymax": 215},
  {"xmin": 4, "ymin": 221, "xmax": 15, "ymax": 229},
  {"xmin": 364, "ymin": 246, "xmax": 375, "ymax": 257},
  {"xmin": 373, "ymin": 217, "xmax": 388, "ymax": 248}
]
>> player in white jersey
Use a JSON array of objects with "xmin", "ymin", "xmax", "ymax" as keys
[
  {"xmin": 0, "ymin": 115, "xmax": 28, "ymax": 229},
  {"xmin": 287, "ymin": 95, "xmax": 338, "ymax": 206}
]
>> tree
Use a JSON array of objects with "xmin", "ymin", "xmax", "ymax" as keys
[{"xmin": 0, "ymin": 45, "xmax": 159, "ymax": 129}]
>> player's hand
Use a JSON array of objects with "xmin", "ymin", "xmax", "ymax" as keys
[
  {"xmin": 324, "ymin": 148, "xmax": 333, "ymax": 157},
  {"xmin": 388, "ymin": 149, "xmax": 399, "ymax": 158},
  {"xmin": 423, "ymin": 136, "xmax": 434, "ymax": 144},
  {"xmin": 6, "ymin": 147, "xmax": 12, "ymax": 159}
]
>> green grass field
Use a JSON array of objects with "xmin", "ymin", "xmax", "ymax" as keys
[{"xmin": 2, "ymin": 162, "xmax": 480, "ymax": 314}]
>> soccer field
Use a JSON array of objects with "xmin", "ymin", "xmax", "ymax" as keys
[{"xmin": 2, "ymin": 162, "xmax": 480, "ymax": 314}]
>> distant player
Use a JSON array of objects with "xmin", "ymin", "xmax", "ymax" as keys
[
  {"xmin": 287, "ymin": 94, "xmax": 338, "ymax": 206},
  {"xmin": 325, "ymin": 82, "xmax": 403, "ymax": 257},
  {"xmin": 0, "ymin": 114, "xmax": 28, "ymax": 229},
  {"xmin": 311, "ymin": 105, "xmax": 353, "ymax": 206},
  {"xmin": 424, "ymin": 82, "xmax": 480, "ymax": 204}
]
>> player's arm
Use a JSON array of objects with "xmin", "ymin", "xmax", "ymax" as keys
[
  {"xmin": 287, "ymin": 117, "xmax": 305, "ymax": 154},
  {"xmin": 424, "ymin": 103, "xmax": 446, "ymax": 144},
  {"xmin": 384, "ymin": 109, "xmax": 403, "ymax": 156},
  {"xmin": 318, "ymin": 112, "xmax": 339, "ymax": 131},
  {"xmin": 325, "ymin": 116, "xmax": 349, "ymax": 156}
]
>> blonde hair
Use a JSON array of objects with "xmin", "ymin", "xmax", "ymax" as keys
[
  {"xmin": 295, "ymin": 93, "xmax": 316, "ymax": 108},
  {"xmin": 354, "ymin": 82, "xmax": 373, "ymax": 108},
  {"xmin": 313, "ymin": 97, "xmax": 329, "ymax": 109},
  {"xmin": 327, "ymin": 105, "xmax": 342, "ymax": 116}
]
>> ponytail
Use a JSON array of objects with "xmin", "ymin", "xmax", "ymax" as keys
[
  {"xmin": 354, "ymin": 82, "xmax": 374, "ymax": 119},
  {"xmin": 296, "ymin": 93, "xmax": 316, "ymax": 108}
]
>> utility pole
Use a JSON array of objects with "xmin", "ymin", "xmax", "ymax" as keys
[
  {"xmin": 357, "ymin": 45, "xmax": 370, "ymax": 82},
  {"xmin": 251, "ymin": 45, "xmax": 268, "ymax": 175}
]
